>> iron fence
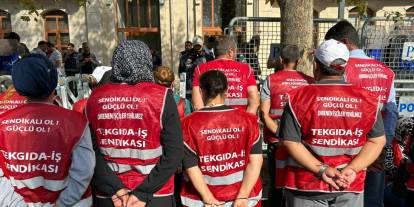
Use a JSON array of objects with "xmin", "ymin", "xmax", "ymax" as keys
[{"xmin": 360, "ymin": 17, "xmax": 414, "ymax": 96}]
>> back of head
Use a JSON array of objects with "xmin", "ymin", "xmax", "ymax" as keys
[
  {"xmin": 281, "ymin": 45, "xmax": 301, "ymax": 64},
  {"xmin": 325, "ymin": 20, "xmax": 359, "ymax": 47},
  {"xmin": 315, "ymin": 39, "xmax": 349, "ymax": 77},
  {"xmin": 12, "ymin": 54, "xmax": 57, "ymax": 99},
  {"xmin": 214, "ymin": 36, "xmax": 237, "ymax": 57},
  {"xmin": 199, "ymin": 70, "xmax": 228, "ymax": 101},
  {"xmin": 38, "ymin": 41, "xmax": 48, "ymax": 47},
  {"xmin": 154, "ymin": 66, "xmax": 175, "ymax": 87},
  {"xmin": 111, "ymin": 40, "xmax": 154, "ymax": 84},
  {"xmin": 5, "ymin": 32, "xmax": 21, "ymax": 42}
]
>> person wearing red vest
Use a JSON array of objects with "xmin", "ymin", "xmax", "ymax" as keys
[
  {"xmin": 153, "ymin": 65, "xmax": 192, "ymax": 207},
  {"xmin": 86, "ymin": 41, "xmax": 183, "ymax": 207},
  {"xmin": 406, "ymin": 130, "xmax": 414, "ymax": 206},
  {"xmin": 73, "ymin": 98, "xmax": 88, "ymax": 114},
  {"xmin": 181, "ymin": 70, "xmax": 263, "ymax": 207},
  {"xmin": 0, "ymin": 54, "xmax": 95, "ymax": 206},
  {"xmin": 325, "ymin": 20, "xmax": 398, "ymax": 207},
  {"xmin": 154, "ymin": 66, "xmax": 192, "ymax": 119},
  {"xmin": 260, "ymin": 45, "xmax": 314, "ymax": 207},
  {"xmin": 192, "ymin": 36, "xmax": 260, "ymax": 114},
  {"xmin": 278, "ymin": 40, "xmax": 386, "ymax": 207},
  {"xmin": 0, "ymin": 83, "xmax": 26, "ymax": 115}
]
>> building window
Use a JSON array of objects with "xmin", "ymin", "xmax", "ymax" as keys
[
  {"xmin": 407, "ymin": 6, "xmax": 414, "ymax": 17},
  {"xmin": 43, "ymin": 10, "xmax": 70, "ymax": 51},
  {"xmin": 117, "ymin": 0, "xmax": 161, "ymax": 53},
  {"xmin": 0, "ymin": 10, "xmax": 12, "ymax": 39},
  {"xmin": 202, "ymin": 0, "xmax": 246, "ymax": 36},
  {"xmin": 202, "ymin": 0, "xmax": 222, "ymax": 35},
  {"xmin": 348, "ymin": 7, "xmax": 375, "ymax": 28}
]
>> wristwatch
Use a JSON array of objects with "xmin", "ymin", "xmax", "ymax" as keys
[{"xmin": 316, "ymin": 164, "xmax": 329, "ymax": 179}]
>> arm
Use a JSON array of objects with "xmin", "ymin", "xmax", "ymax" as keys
[
  {"xmin": 261, "ymin": 100, "xmax": 277, "ymax": 134},
  {"xmin": 192, "ymin": 86, "xmax": 204, "ymax": 111},
  {"xmin": 56, "ymin": 126, "xmax": 96, "ymax": 207},
  {"xmin": 345, "ymin": 136, "xmax": 386, "ymax": 173},
  {"xmin": 192, "ymin": 66, "xmax": 203, "ymax": 111},
  {"xmin": 383, "ymin": 101, "xmax": 398, "ymax": 146},
  {"xmin": 283, "ymin": 141, "xmax": 324, "ymax": 174},
  {"xmin": 246, "ymin": 85, "xmax": 259, "ymax": 114},
  {"xmin": 131, "ymin": 91, "xmax": 184, "ymax": 202},
  {"xmin": 0, "ymin": 176, "xmax": 26, "ymax": 206},
  {"xmin": 186, "ymin": 166, "xmax": 220, "ymax": 205},
  {"xmin": 235, "ymin": 154, "xmax": 262, "ymax": 199}
]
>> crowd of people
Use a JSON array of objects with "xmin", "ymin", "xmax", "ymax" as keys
[
  {"xmin": 0, "ymin": 20, "xmax": 413, "ymax": 207},
  {"xmin": 0, "ymin": 33, "xmax": 100, "ymax": 77}
]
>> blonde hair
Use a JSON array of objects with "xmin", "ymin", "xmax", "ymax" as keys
[{"xmin": 154, "ymin": 66, "xmax": 175, "ymax": 87}]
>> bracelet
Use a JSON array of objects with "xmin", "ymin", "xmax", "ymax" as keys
[
  {"xmin": 112, "ymin": 192, "xmax": 129, "ymax": 201},
  {"xmin": 235, "ymin": 197, "xmax": 249, "ymax": 200},
  {"xmin": 316, "ymin": 164, "xmax": 329, "ymax": 179}
]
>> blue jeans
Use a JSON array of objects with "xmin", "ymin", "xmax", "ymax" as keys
[{"xmin": 364, "ymin": 171, "xmax": 385, "ymax": 207}]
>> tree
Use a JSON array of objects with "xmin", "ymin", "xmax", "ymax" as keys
[{"xmin": 275, "ymin": 0, "xmax": 314, "ymax": 75}]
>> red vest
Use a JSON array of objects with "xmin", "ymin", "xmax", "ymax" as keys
[
  {"xmin": 177, "ymin": 98, "xmax": 186, "ymax": 119},
  {"xmin": 406, "ymin": 138, "xmax": 414, "ymax": 191},
  {"xmin": 195, "ymin": 59, "xmax": 255, "ymax": 111},
  {"xmin": 72, "ymin": 98, "xmax": 88, "ymax": 114},
  {"xmin": 86, "ymin": 82, "xmax": 174, "ymax": 196},
  {"xmin": 0, "ymin": 88, "xmax": 26, "ymax": 115},
  {"xmin": 0, "ymin": 103, "xmax": 91, "ymax": 206},
  {"xmin": 265, "ymin": 70, "xmax": 314, "ymax": 144},
  {"xmin": 180, "ymin": 108, "xmax": 262, "ymax": 207},
  {"xmin": 285, "ymin": 84, "xmax": 379, "ymax": 193},
  {"xmin": 345, "ymin": 58, "xmax": 394, "ymax": 107}
]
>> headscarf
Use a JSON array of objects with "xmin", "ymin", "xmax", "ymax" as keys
[
  {"xmin": 12, "ymin": 54, "xmax": 57, "ymax": 98},
  {"xmin": 110, "ymin": 40, "xmax": 154, "ymax": 84},
  {"xmin": 395, "ymin": 117, "xmax": 414, "ymax": 144}
]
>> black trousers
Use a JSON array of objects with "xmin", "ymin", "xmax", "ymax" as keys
[
  {"xmin": 267, "ymin": 143, "xmax": 285, "ymax": 207},
  {"xmin": 407, "ymin": 189, "xmax": 414, "ymax": 207},
  {"xmin": 93, "ymin": 195, "xmax": 176, "ymax": 207}
]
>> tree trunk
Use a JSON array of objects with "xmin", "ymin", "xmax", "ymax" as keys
[{"xmin": 277, "ymin": 0, "xmax": 314, "ymax": 76}]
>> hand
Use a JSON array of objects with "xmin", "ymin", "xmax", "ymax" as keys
[
  {"xmin": 321, "ymin": 167, "xmax": 342, "ymax": 190},
  {"xmin": 338, "ymin": 167, "xmax": 357, "ymax": 189},
  {"xmin": 126, "ymin": 194, "xmax": 146, "ymax": 207},
  {"xmin": 84, "ymin": 57, "xmax": 92, "ymax": 62},
  {"xmin": 233, "ymin": 198, "xmax": 248, "ymax": 207},
  {"xmin": 203, "ymin": 197, "xmax": 223, "ymax": 207},
  {"xmin": 112, "ymin": 188, "xmax": 129, "ymax": 207}
]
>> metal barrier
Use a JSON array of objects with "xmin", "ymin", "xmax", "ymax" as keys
[
  {"xmin": 227, "ymin": 17, "xmax": 340, "ymax": 82},
  {"xmin": 56, "ymin": 74, "xmax": 91, "ymax": 109},
  {"xmin": 360, "ymin": 17, "xmax": 414, "ymax": 96}
]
